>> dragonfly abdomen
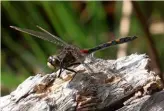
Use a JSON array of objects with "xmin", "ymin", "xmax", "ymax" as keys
[{"xmin": 87, "ymin": 36, "xmax": 137, "ymax": 54}]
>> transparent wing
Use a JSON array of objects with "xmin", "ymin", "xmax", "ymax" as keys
[
  {"xmin": 71, "ymin": 48, "xmax": 93, "ymax": 74},
  {"xmin": 10, "ymin": 26, "xmax": 68, "ymax": 47},
  {"xmin": 36, "ymin": 26, "xmax": 68, "ymax": 45}
]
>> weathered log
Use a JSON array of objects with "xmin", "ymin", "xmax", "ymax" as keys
[{"xmin": 0, "ymin": 54, "xmax": 163, "ymax": 111}]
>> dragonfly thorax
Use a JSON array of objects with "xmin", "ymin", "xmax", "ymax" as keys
[{"xmin": 47, "ymin": 47, "xmax": 79, "ymax": 70}]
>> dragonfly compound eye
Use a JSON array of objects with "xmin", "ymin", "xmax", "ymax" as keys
[{"xmin": 47, "ymin": 55, "xmax": 59, "ymax": 69}]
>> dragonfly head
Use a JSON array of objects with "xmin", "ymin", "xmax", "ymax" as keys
[{"xmin": 47, "ymin": 55, "xmax": 60, "ymax": 69}]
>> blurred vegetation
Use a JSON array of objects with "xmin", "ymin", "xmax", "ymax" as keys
[{"xmin": 1, "ymin": 1, "xmax": 164, "ymax": 96}]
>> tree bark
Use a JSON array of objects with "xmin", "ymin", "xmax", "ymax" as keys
[{"xmin": 0, "ymin": 54, "xmax": 163, "ymax": 111}]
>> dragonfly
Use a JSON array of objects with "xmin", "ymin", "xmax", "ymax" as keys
[{"xmin": 10, "ymin": 26, "xmax": 137, "ymax": 77}]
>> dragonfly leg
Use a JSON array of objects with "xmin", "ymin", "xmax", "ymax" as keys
[
  {"xmin": 58, "ymin": 61, "xmax": 64, "ymax": 77},
  {"xmin": 67, "ymin": 62, "xmax": 81, "ymax": 67},
  {"xmin": 64, "ymin": 68, "xmax": 77, "ymax": 80},
  {"xmin": 64, "ymin": 68, "xmax": 77, "ymax": 73}
]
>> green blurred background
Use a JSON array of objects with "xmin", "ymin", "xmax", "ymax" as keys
[{"xmin": 1, "ymin": 1, "xmax": 164, "ymax": 96}]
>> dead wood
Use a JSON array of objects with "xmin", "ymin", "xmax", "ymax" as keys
[{"xmin": 0, "ymin": 54, "xmax": 163, "ymax": 111}]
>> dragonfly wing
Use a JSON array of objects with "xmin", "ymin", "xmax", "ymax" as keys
[
  {"xmin": 71, "ymin": 48, "xmax": 93, "ymax": 74},
  {"xmin": 36, "ymin": 26, "xmax": 69, "ymax": 46},
  {"xmin": 10, "ymin": 26, "xmax": 66, "ymax": 47}
]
